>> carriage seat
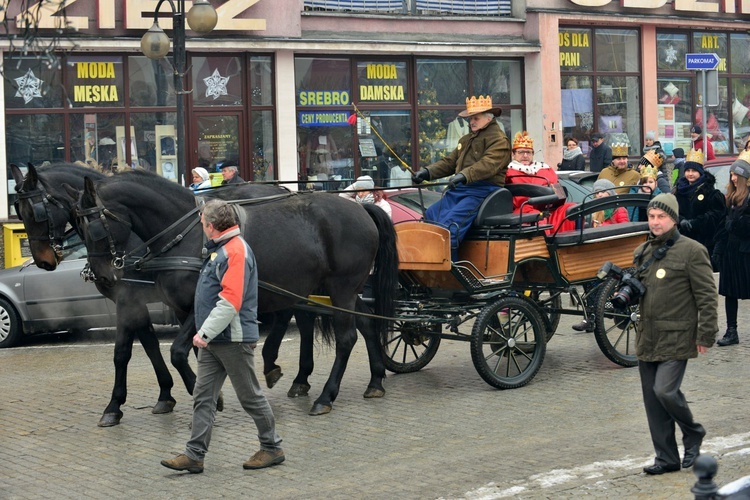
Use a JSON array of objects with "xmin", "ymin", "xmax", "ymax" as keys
[
  {"xmin": 549, "ymin": 221, "xmax": 650, "ymax": 246},
  {"xmin": 473, "ymin": 188, "xmax": 541, "ymax": 227}
]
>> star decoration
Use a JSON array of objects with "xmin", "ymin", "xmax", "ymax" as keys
[
  {"xmin": 15, "ymin": 68, "xmax": 43, "ymax": 104},
  {"xmin": 203, "ymin": 69, "xmax": 229, "ymax": 100},
  {"xmin": 664, "ymin": 44, "xmax": 678, "ymax": 65}
]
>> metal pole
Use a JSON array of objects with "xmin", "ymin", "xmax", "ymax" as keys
[
  {"xmin": 173, "ymin": 3, "xmax": 187, "ymax": 185},
  {"xmin": 701, "ymin": 69, "xmax": 708, "ymax": 158}
]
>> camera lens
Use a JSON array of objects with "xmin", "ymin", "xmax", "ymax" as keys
[{"xmin": 611, "ymin": 285, "xmax": 633, "ymax": 309}]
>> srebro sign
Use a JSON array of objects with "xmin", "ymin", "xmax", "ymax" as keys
[{"xmin": 569, "ymin": 0, "xmax": 750, "ymax": 14}]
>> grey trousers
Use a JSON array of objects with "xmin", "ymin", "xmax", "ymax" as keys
[
  {"xmin": 639, "ymin": 359, "xmax": 705, "ymax": 467},
  {"xmin": 185, "ymin": 342, "xmax": 282, "ymax": 461}
]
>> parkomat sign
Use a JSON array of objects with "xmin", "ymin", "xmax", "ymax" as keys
[{"xmin": 569, "ymin": 0, "xmax": 750, "ymax": 14}]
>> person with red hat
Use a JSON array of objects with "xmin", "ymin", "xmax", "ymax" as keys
[
  {"xmin": 690, "ymin": 125, "xmax": 715, "ymax": 161},
  {"xmin": 412, "ymin": 95, "xmax": 510, "ymax": 260}
]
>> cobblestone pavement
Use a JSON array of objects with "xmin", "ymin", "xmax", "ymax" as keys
[{"xmin": 2, "ymin": 299, "xmax": 749, "ymax": 499}]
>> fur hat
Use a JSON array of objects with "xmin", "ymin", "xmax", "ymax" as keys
[
  {"xmin": 352, "ymin": 175, "xmax": 375, "ymax": 190},
  {"xmin": 684, "ymin": 149, "xmax": 705, "ymax": 175},
  {"xmin": 645, "ymin": 130, "xmax": 656, "ymax": 141},
  {"xmin": 593, "ymin": 178, "xmax": 616, "ymax": 196},
  {"xmin": 648, "ymin": 193, "xmax": 679, "ymax": 222},
  {"xmin": 192, "ymin": 167, "xmax": 210, "ymax": 182},
  {"xmin": 730, "ymin": 150, "xmax": 750, "ymax": 179},
  {"xmin": 611, "ymin": 143, "xmax": 629, "ymax": 158},
  {"xmin": 512, "ymin": 131, "xmax": 534, "ymax": 151},
  {"xmin": 458, "ymin": 95, "xmax": 502, "ymax": 118}
]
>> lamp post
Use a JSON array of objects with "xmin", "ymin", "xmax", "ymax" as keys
[{"xmin": 140, "ymin": 0, "xmax": 217, "ymax": 185}]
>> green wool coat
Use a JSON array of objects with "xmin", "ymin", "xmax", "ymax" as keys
[
  {"xmin": 426, "ymin": 120, "xmax": 510, "ymax": 185},
  {"xmin": 634, "ymin": 227, "xmax": 718, "ymax": 362}
]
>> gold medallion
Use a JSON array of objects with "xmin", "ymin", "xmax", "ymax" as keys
[
  {"xmin": 619, "ymin": 181, "xmax": 625, "ymax": 186},
  {"xmin": 698, "ymin": 194, "xmax": 704, "ymax": 201},
  {"xmin": 656, "ymin": 268, "xmax": 666, "ymax": 279}
]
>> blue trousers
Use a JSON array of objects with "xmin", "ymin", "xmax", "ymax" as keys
[{"xmin": 424, "ymin": 181, "xmax": 499, "ymax": 260}]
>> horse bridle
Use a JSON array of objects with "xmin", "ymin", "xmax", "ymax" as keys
[
  {"xmin": 75, "ymin": 193, "xmax": 132, "ymax": 274},
  {"xmin": 15, "ymin": 183, "xmax": 69, "ymax": 258}
]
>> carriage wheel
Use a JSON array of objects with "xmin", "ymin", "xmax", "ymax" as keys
[
  {"xmin": 593, "ymin": 277, "xmax": 639, "ymax": 367},
  {"xmin": 470, "ymin": 296, "xmax": 546, "ymax": 390},
  {"xmin": 529, "ymin": 291, "xmax": 562, "ymax": 342},
  {"xmin": 383, "ymin": 321, "xmax": 441, "ymax": 373}
]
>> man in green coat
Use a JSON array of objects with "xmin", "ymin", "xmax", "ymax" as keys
[{"xmin": 633, "ymin": 193, "xmax": 718, "ymax": 475}]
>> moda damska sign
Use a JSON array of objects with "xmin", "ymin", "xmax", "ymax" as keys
[{"xmin": 569, "ymin": 0, "xmax": 750, "ymax": 14}]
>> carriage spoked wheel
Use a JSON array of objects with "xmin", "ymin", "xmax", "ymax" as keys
[
  {"xmin": 383, "ymin": 320, "xmax": 441, "ymax": 373},
  {"xmin": 592, "ymin": 277, "xmax": 639, "ymax": 367},
  {"xmin": 528, "ymin": 290, "xmax": 562, "ymax": 342},
  {"xmin": 470, "ymin": 296, "xmax": 546, "ymax": 390}
]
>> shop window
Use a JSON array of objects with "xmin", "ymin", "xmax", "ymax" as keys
[
  {"xmin": 473, "ymin": 59, "xmax": 521, "ymax": 105},
  {"xmin": 731, "ymin": 77, "xmax": 750, "ymax": 152},
  {"xmin": 417, "ymin": 59, "xmax": 467, "ymax": 106},
  {"xmin": 250, "ymin": 56, "xmax": 274, "ymax": 106},
  {"xmin": 191, "ymin": 56, "xmax": 244, "ymax": 106},
  {"xmin": 356, "ymin": 61, "xmax": 408, "ymax": 103},
  {"xmin": 252, "ymin": 110, "xmax": 276, "ymax": 181},
  {"xmin": 3, "ymin": 56, "xmax": 64, "ymax": 109},
  {"xmin": 730, "ymin": 34, "xmax": 750, "ymax": 75},
  {"xmin": 69, "ymin": 113, "xmax": 126, "ymax": 171},
  {"xmin": 560, "ymin": 27, "xmax": 641, "ymax": 153},
  {"xmin": 131, "ymin": 112, "xmax": 177, "ymax": 174},
  {"xmin": 657, "ymin": 33, "xmax": 688, "ymax": 71},
  {"xmin": 128, "ymin": 56, "xmax": 175, "ymax": 107},
  {"xmin": 296, "ymin": 57, "xmax": 351, "ymax": 101},
  {"xmin": 65, "ymin": 56, "xmax": 124, "ymax": 108},
  {"xmin": 656, "ymin": 78, "xmax": 693, "ymax": 154}
]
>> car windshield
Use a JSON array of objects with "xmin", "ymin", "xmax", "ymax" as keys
[{"xmin": 61, "ymin": 231, "xmax": 88, "ymax": 260}]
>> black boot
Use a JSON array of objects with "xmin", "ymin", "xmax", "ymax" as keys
[{"xmin": 717, "ymin": 327, "xmax": 739, "ymax": 346}]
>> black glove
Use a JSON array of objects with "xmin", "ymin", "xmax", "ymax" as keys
[
  {"xmin": 679, "ymin": 218, "xmax": 693, "ymax": 232},
  {"xmin": 447, "ymin": 173, "xmax": 467, "ymax": 190},
  {"xmin": 412, "ymin": 169, "xmax": 430, "ymax": 184}
]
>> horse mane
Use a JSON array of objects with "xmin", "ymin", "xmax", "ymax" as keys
[
  {"xmin": 23, "ymin": 162, "xmax": 107, "ymax": 194},
  {"xmin": 104, "ymin": 169, "xmax": 195, "ymax": 203}
]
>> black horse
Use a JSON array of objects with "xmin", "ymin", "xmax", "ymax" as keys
[
  {"xmin": 72, "ymin": 170, "xmax": 397, "ymax": 415},
  {"xmin": 11, "ymin": 163, "xmax": 329, "ymax": 424}
]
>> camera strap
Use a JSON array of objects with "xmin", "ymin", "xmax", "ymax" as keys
[{"xmin": 634, "ymin": 232, "xmax": 681, "ymax": 274}]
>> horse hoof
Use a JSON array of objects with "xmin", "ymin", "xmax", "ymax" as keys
[
  {"xmin": 152, "ymin": 399, "xmax": 176, "ymax": 414},
  {"xmin": 287, "ymin": 383, "xmax": 311, "ymax": 398},
  {"xmin": 363, "ymin": 387, "xmax": 385, "ymax": 399},
  {"xmin": 265, "ymin": 367, "xmax": 283, "ymax": 389},
  {"xmin": 308, "ymin": 403, "xmax": 332, "ymax": 416},
  {"xmin": 216, "ymin": 391, "xmax": 224, "ymax": 412},
  {"xmin": 98, "ymin": 412, "xmax": 123, "ymax": 427}
]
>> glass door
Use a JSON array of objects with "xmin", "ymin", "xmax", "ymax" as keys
[{"xmin": 192, "ymin": 112, "xmax": 244, "ymax": 184}]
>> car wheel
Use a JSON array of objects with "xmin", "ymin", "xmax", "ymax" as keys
[{"xmin": 0, "ymin": 298, "xmax": 22, "ymax": 348}]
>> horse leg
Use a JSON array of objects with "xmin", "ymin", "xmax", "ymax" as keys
[
  {"xmin": 99, "ymin": 311, "xmax": 139, "ymax": 427},
  {"xmin": 170, "ymin": 314, "xmax": 197, "ymax": 394},
  {"xmin": 355, "ymin": 299, "xmax": 387, "ymax": 399},
  {"xmin": 288, "ymin": 310, "xmax": 316, "ymax": 398},
  {"xmin": 261, "ymin": 310, "xmax": 293, "ymax": 389},
  {"xmin": 135, "ymin": 321, "xmax": 176, "ymax": 415},
  {"xmin": 309, "ymin": 310, "xmax": 357, "ymax": 416}
]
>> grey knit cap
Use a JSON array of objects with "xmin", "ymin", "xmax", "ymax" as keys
[{"xmin": 648, "ymin": 193, "xmax": 679, "ymax": 222}]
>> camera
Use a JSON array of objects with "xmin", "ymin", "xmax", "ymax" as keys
[{"xmin": 597, "ymin": 261, "xmax": 647, "ymax": 308}]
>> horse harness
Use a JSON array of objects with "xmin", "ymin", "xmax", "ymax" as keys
[{"xmin": 15, "ymin": 181, "xmax": 69, "ymax": 257}]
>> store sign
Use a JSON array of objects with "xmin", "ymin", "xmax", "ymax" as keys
[
  {"xmin": 359, "ymin": 64, "xmax": 406, "ymax": 102},
  {"xmin": 298, "ymin": 112, "xmax": 351, "ymax": 127},
  {"xmin": 298, "ymin": 91, "xmax": 350, "ymax": 106},
  {"xmin": 559, "ymin": 31, "xmax": 589, "ymax": 68},
  {"xmin": 5, "ymin": 0, "xmax": 267, "ymax": 31},
  {"xmin": 569, "ymin": 0, "xmax": 750, "ymax": 14},
  {"xmin": 72, "ymin": 61, "xmax": 120, "ymax": 104}
]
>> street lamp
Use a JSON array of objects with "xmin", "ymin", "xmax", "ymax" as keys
[{"xmin": 140, "ymin": 0, "xmax": 218, "ymax": 184}]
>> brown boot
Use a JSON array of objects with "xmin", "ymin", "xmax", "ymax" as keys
[
  {"xmin": 161, "ymin": 453, "xmax": 204, "ymax": 473},
  {"xmin": 243, "ymin": 449, "xmax": 285, "ymax": 470}
]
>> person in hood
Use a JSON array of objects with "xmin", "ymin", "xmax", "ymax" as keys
[
  {"xmin": 671, "ymin": 148, "xmax": 686, "ymax": 185},
  {"xmin": 190, "ymin": 167, "xmax": 212, "ymax": 191},
  {"xmin": 673, "ymin": 149, "xmax": 725, "ymax": 257}
]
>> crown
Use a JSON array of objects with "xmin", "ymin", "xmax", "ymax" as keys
[
  {"xmin": 611, "ymin": 142, "xmax": 629, "ymax": 157},
  {"xmin": 640, "ymin": 165, "xmax": 659, "ymax": 179},
  {"xmin": 465, "ymin": 95, "xmax": 492, "ymax": 113},
  {"xmin": 685, "ymin": 148, "xmax": 705, "ymax": 165},
  {"xmin": 513, "ymin": 131, "xmax": 534, "ymax": 151},
  {"xmin": 737, "ymin": 149, "xmax": 750, "ymax": 164},
  {"xmin": 642, "ymin": 149, "xmax": 664, "ymax": 168}
]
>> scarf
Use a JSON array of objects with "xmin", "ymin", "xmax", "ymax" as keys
[
  {"xmin": 563, "ymin": 147, "xmax": 582, "ymax": 161},
  {"xmin": 675, "ymin": 173, "xmax": 705, "ymax": 198},
  {"xmin": 508, "ymin": 160, "xmax": 551, "ymax": 175}
]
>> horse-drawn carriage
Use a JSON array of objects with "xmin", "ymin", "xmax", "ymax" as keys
[{"xmin": 384, "ymin": 182, "xmax": 653, "ymax": 389}]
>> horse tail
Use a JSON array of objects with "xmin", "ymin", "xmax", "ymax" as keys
[{"xmin": 362, "ymin": 203, "xmax": 398, "ymax": 345}]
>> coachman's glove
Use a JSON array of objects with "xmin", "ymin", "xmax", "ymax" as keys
[
  {"xmin": 447, "ymin": 173, "xmax": 467, "ymax": 190},
  {"xmin": 412, "ymin": 169, "xmax": 431, "ymax": 184},
  {"xmin": 679, "ymin": 218, "xmax": 693, "ymax": 232}
]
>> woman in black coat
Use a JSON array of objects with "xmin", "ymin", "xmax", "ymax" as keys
[
  {"xmin": 712, "ymin": 153, "xmax": 750, "ymax": 346},
  {"xmin": 558, "ymin": 136, "xmax": 586, "ymax": 171},
  {"xmin": 673, "ymin": 156, "xmax": 725, "ymax": 256}
]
